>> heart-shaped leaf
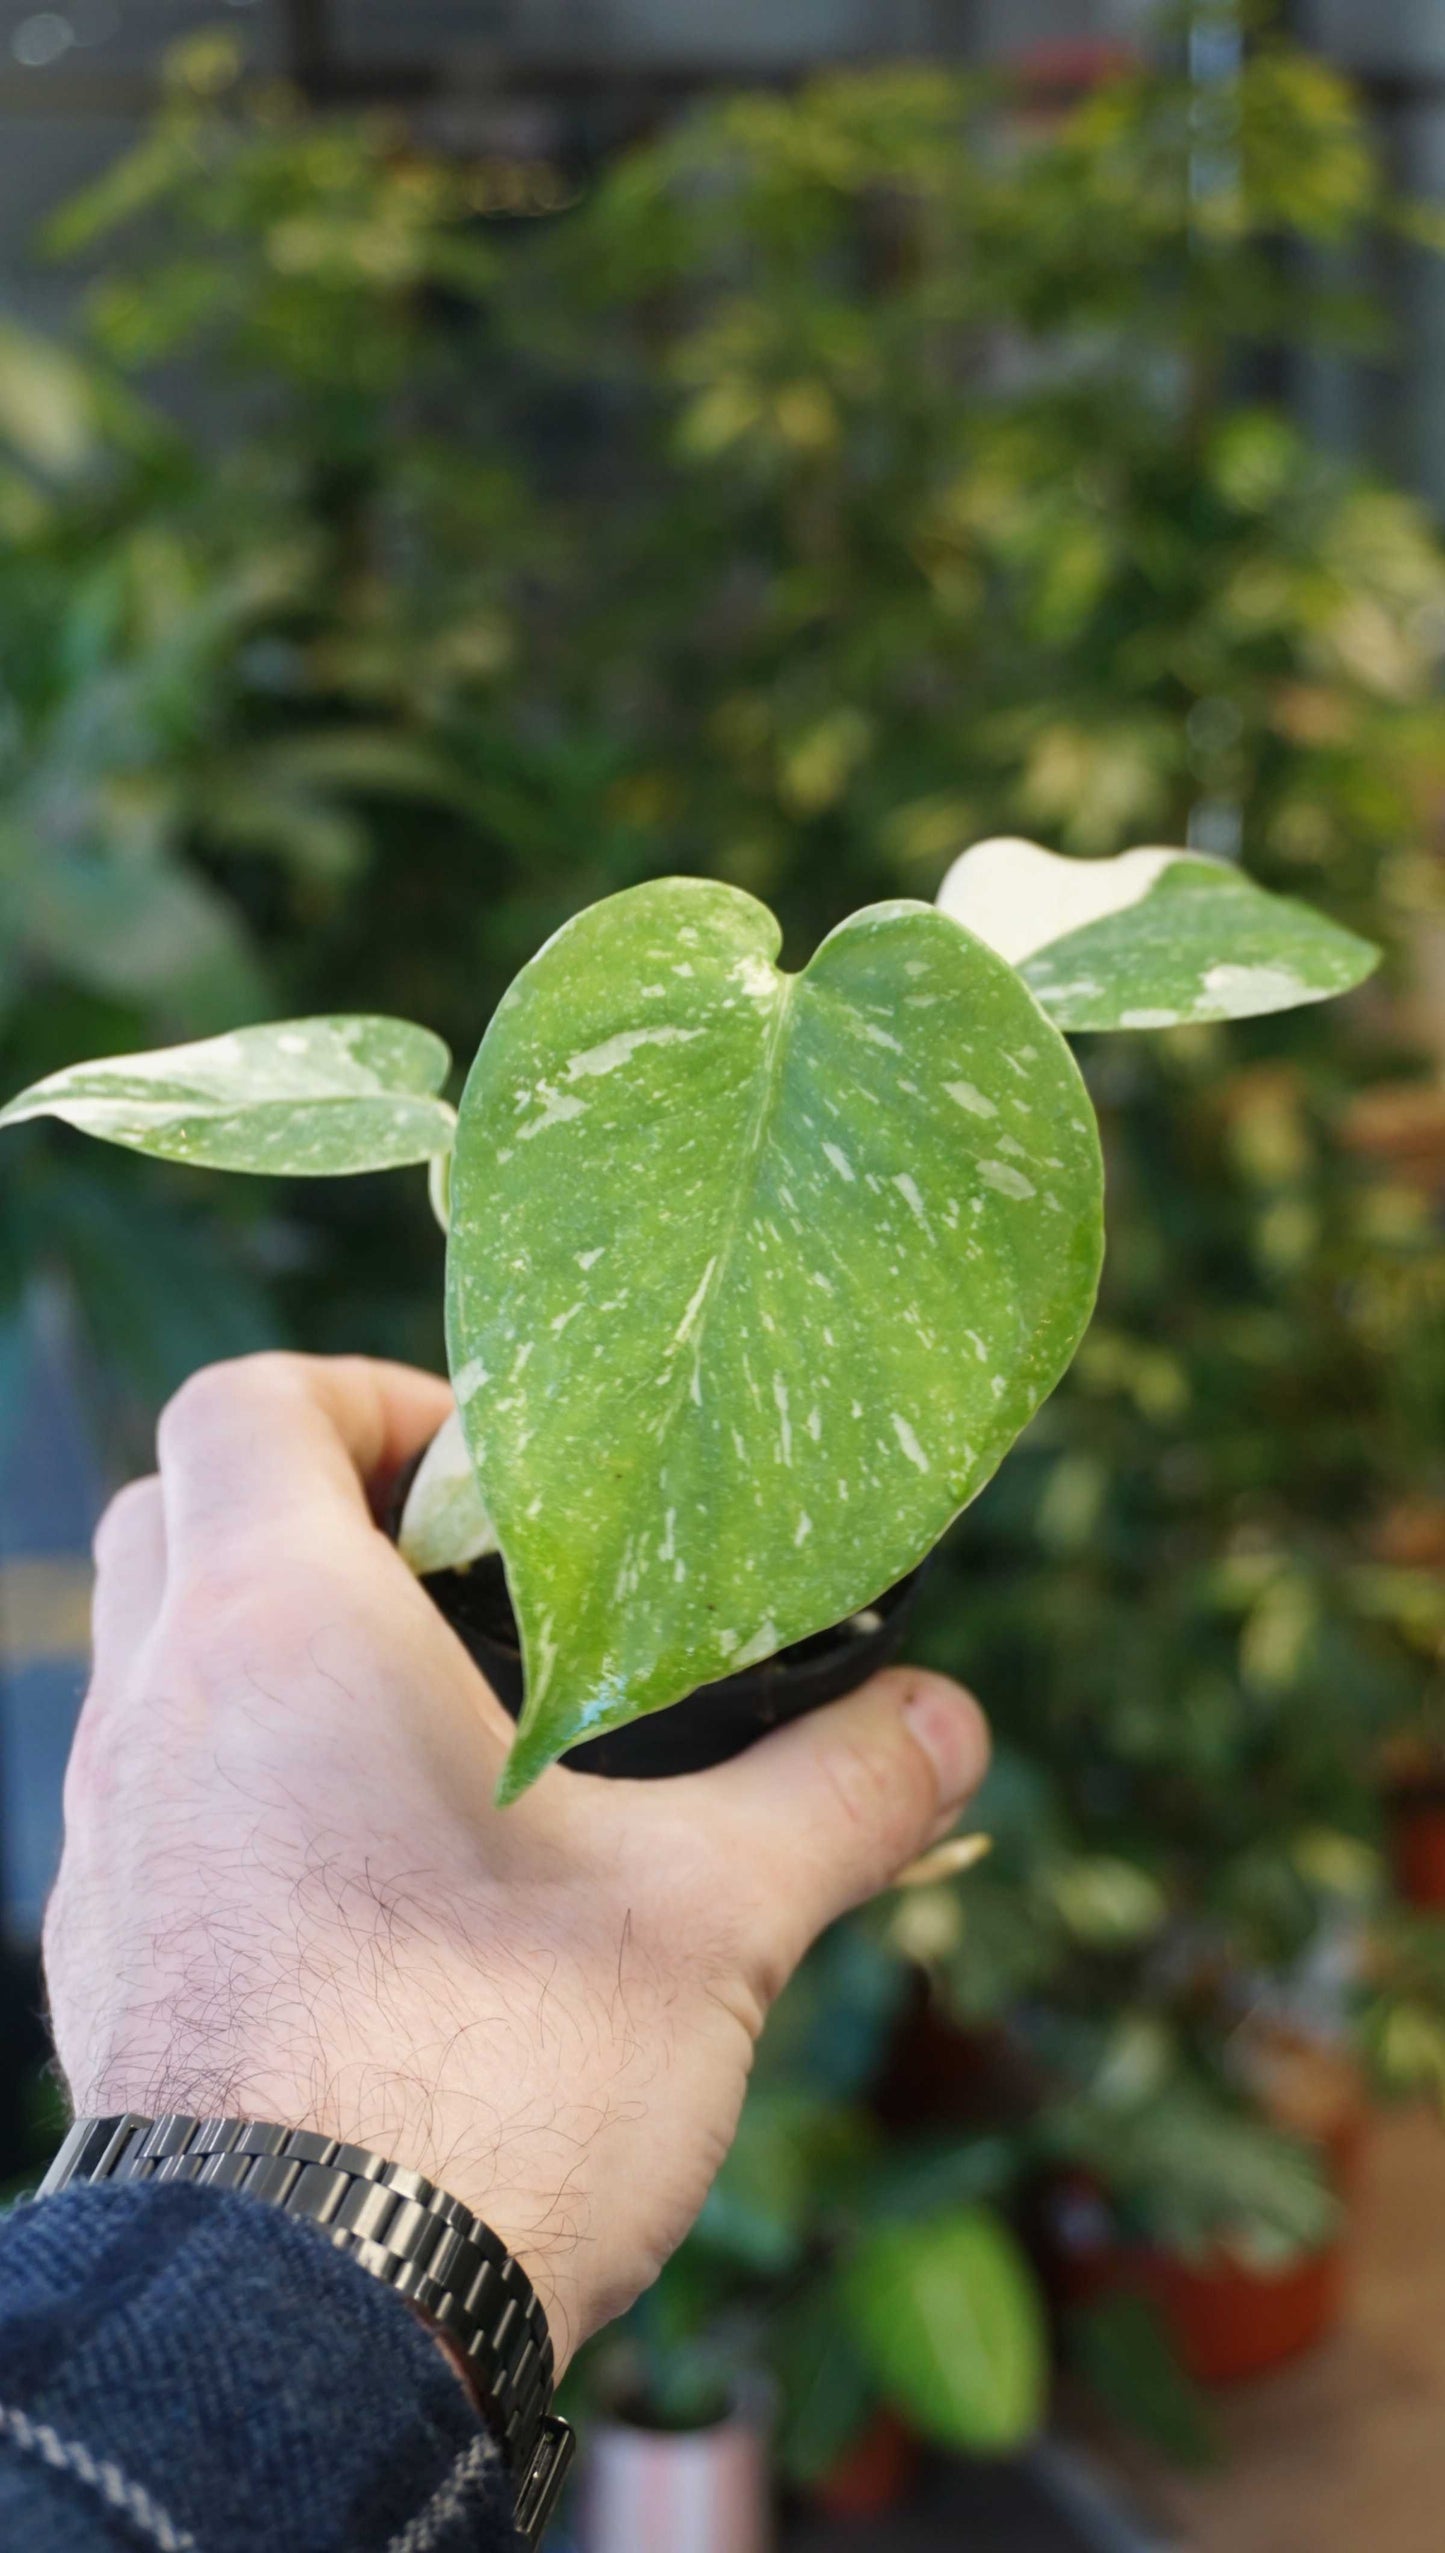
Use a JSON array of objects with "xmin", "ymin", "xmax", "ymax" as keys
[
  {"xmin": 0, "ymin": 1016, "xmax": 455, "ymax": 1173},
  {"xmin": 447, "ymin": 877, "xmax": 1103, "ymax": 1798},
  {"xmin": 843, "ymin": 2204, "xmax": 1047, "ymax": 2453},
  {"xmin": 937, "ymin": 836, "xmax": 1378, "ymax": 1031},
  {"xmin": 398, "ymin": 1405, "xmax": 498, "ymax": 1576}
]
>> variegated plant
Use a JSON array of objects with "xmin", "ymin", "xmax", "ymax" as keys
[
  {"xmin": 935, "ymin": 837, "xmax": 1373, "ymax": 1031},
  {"xmin": 1, "ymin": 844, "xmax": 1376, "ymax": 1797}
]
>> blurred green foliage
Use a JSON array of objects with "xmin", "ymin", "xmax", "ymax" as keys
[{"xmin": 6, "ymin": 2, "xmax": 1445, "ymax": 2463}]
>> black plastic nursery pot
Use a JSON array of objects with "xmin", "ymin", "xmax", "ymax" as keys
[{"xmin": 389, "ymin": 1449, "xmax": 924, "ymax": 1780}]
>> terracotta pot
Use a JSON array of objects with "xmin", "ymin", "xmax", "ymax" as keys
[
  {"xmin": 576, "ymin": 2397, "xmax": 772, "ymax": 2553},
  {"xmin": 1389, "ymin": 1787, "xmax": 1445, "ymax": 1910},
  {"xmin": 1145, "ymin": 2027, "xmax": 1364, "ymax": 2384},
  {"xmin": 1341, "ymin": 1081, "xmax": 1445, "ymax": 1193},
  {"xmin": 1141, "ymin": 2239, "xmax": 1346, "ymax": 2387},
  {"xmin": 1370, "ymin": 1501, "xmax": 1445, "ymax": 1570},
  {"xmin": 1237, "ymin": 2021, "xmax": 1369, "ymax": 2200},
  {"xmin": 1017, "ymin": 38, "xmax": 1143, "ymax": 96},
  {"xmin": 1037, "ymin": 2033, "xmax": 1367, "ymax": 2389},
  {"xmin": 807, "ymin": 2410, "xmax": 917, "ymax": 2522},
  {"xmin": 1034, "ymin": 2174, "xmax": 1350, "ymax": 2387}
]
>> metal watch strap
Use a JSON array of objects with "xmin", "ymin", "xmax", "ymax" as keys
[{"xmin": 38, "ymin": 2113, "xmax": 575, "ymax": 2546}]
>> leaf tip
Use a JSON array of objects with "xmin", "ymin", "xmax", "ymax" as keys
[{"xmin": 493, "ymin": 1731, "xmax": 551, "ymax": 1806}]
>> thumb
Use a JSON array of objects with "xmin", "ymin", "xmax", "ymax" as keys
[{"xmin": 689, "ymin": 1665, "xmax": 989, "ymax": 1988}]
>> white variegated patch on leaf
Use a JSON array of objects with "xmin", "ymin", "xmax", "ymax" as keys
[
  {"xmin": 936, "ymin": 837, "xmax": 1378, "ymax": 1032},
  {"xmin": 0, "ymin": 1017, "xmax": 456, "ymax": 1173},
  {"xmin": 447, "ymin": 876, "xmax": 1104, "ymax": 1799},
  {"xmin": 398, "ymin": 1405, "xmax": 499, "ymax": 1576}
]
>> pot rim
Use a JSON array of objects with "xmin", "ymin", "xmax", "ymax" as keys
[{"xmin": 588, "ymin": 2373, "xmax": 775, "ymax": 2443}]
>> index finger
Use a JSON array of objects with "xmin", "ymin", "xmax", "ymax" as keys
[{"xmin": 155, "ymin": 1352, "xmax": 454, "ymax": 1564}]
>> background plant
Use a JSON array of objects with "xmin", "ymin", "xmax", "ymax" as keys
[{"xmin": 5, "ymin": 4, "xmax": 1445, "ymax": 2456}]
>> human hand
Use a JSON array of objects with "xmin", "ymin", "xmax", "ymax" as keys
[{"xmin": 44, "ymin": 1353, "xmax": 987, "ymax": 2366}]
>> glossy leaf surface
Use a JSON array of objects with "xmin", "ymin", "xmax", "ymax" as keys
[
  {"xmin": 937, "ymin": 837, "xmax": 1377, "ymax": 1031},
  {"xmin": 0, "ymin": 1016, "xmax": 455, "ymax": 1173},
  {"xmin": 447, "ymin": 877, "xmax": 1103, "ymax": 1796}
]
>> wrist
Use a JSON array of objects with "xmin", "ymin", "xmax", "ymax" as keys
[
  {"xmin": 76, "ymin": 2064, "xmax": 580, "ymax": 2367},
  {"xmin": 37, "ymin": 2109, "xmax": 577, "ymax": 2544}
]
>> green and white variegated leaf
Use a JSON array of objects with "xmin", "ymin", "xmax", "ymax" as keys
[
  {"xmin": 447, "ymin": 876, "xmax": 1103, "ymax": 1800},
  {"xmin": 0, "ymin": 1017, "xmax": 455, "ymax": 1173},
  {"xmin": 936, "ymin": 837, "xmax": 1378, "ymax": 1032},
  {"xmin": 398, "ymin": 1406, "xmax": 499, "ymax": 1576}
]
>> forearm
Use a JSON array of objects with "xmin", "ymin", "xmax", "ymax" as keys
[
  {"xmin": 0, "ymin": 2181, "xmax": 523, "ymax": 2553},
  {"xmin": 26, "ymin": 1352, "xmax": 986, "ymax": 2550}
]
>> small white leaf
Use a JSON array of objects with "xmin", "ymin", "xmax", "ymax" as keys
[
  {"xmin": 936, "ymin": 836, "xmax": 1378, "ymax": 1030},
  {"xmin": 937, "ymin": 836, "xmax": 1185, "ymax": 965},
  {"xmin": 398, "ymin": 1407, "xmax": 499, "ymax": 1576}
]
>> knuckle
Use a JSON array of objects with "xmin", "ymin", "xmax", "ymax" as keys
[
  {"xmin": 92, "ymin": 1475, "xmax": 161, "ymax": 1569},
  {"xmin": 157, "ymin": 1352, "xmax": 306, "ymax": 1459},
  {"xmin": 811, "ymin": 1726, "xmax": 938, "ymax": 1904},
  {"xmin": 823, "ymin": 1725, "xmax": 931, "ymax": 1850},
  {"xmin": 156, "ymin": 1362, "xmax": 236, "ymax": 1461}
]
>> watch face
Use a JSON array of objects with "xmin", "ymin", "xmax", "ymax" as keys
[{"xmin": 516, "ymin": 2419, "xmax": 577, "ymax": 2544}]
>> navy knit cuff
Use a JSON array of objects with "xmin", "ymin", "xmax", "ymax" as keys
[{"xmin": 0, "ymin": 2180, "xmax": 523, "ymax": 2553}]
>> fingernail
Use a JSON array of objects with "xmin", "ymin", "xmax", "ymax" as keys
[{"xmin": 902, "ymin": 1677, "xmax": 985, "ymax": 1815}]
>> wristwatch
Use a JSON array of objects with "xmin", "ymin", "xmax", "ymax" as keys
[{"xmin": 38, "ymin": 2112, "xmax": 575, "ymax": 2546}]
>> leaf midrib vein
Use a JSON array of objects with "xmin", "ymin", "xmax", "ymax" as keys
[{"xmin": 654, "ymin": 966, "xmax": 800, "ymax": 1458}]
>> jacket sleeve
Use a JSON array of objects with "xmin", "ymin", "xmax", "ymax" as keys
[{"xmin": 0, "ymin": 2180, "xmax": 525, "ymax": 2553}]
